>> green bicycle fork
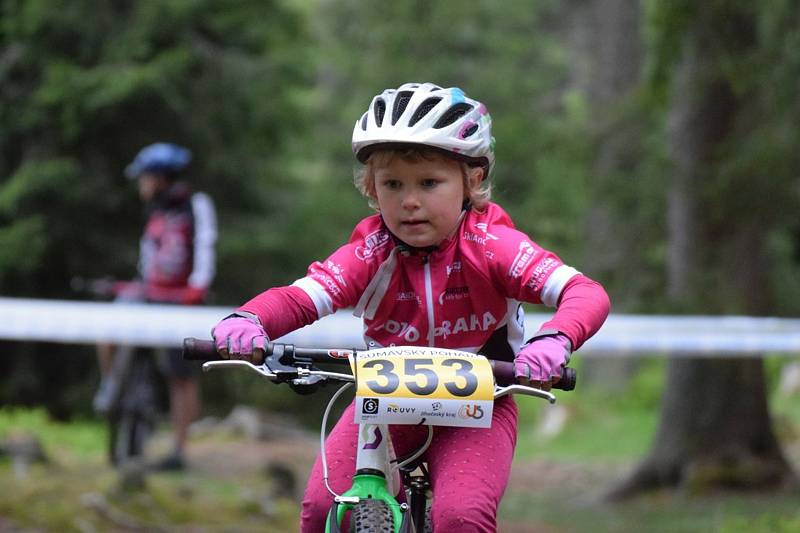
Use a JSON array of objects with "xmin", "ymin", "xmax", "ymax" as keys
[{"xmin": 325, "ymin": 473, "xmax": 406, "ymax": 533}]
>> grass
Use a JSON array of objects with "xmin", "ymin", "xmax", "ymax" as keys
[
  {"xmin": 501, "ymin": 488, "xmax": 800, "ymax": 533},
  {"xmin": 0, "ymin": 407, "xmax": 106, "ymax": 458},
  {"xmin": 516, "ymin": 358, "xmax": 664, "ymax": 460},
  {"xmin": 0, "ymin": 459, "xmax": 297, "ymax": 532},
  {"xmin": 0, "ymin": 411, "xmax": 299, "ymax": 531}
]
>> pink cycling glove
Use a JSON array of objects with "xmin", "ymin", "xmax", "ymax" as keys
[
  {"xmin": 211, "ymin": 312, "xmax": 267, "ymax": 357},
  {"xmin": 514, "ymin": 334, "xmax": 572, "ymax": 383}
]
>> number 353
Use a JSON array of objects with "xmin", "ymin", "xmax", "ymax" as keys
[{"xmin": 359, "ymin": 357, "xmax": 483, "ymax": 398}]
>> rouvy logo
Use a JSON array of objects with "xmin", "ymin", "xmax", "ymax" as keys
[{"xmin": 387, "ymin": 404, "xmax": 416, "ymax": 414}]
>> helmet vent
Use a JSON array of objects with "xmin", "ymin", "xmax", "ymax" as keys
[
  {"xmin": 374, "ymin": 98, "xmax": 386, "ymax": 127},
  {"xmin": 360, "ymin": 113, "xmax": 368, "ymax": 131},
  {"xmin": 433, "ymin": 103, "xmax": 474, "ymax": 129},
  {"xmin": 408, "ymin": 97, "xmax": 442, "ymax": 127},
  {"xmin": 462, "ymin": 123, "xmax": 479, "ymax": 138},
  {"xmin": 391, "ymin": 91, "xmax": 414, "ymax": 125}
]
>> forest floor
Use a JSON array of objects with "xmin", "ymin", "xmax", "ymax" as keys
[{"xmin": 2, "ymin": 408, "xmax": 800, "ymax": 533}]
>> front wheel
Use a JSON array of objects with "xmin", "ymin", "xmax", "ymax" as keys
[
  {"xmin": 107, "ymin": 353, "xmax": 158, "ymax": 466},
  {"xmin": 109, "ymin": 411, "xmax": 153, "ymax": 466},
  {"xmin": 350, "ymin": 498, "xmax": 394, "ymax": 533}
]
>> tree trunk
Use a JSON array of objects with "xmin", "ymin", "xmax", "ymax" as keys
[
  {"xmin": 561, "ymin": 0, "xmax": 641, "ymax": 274},
  {"xmin": 610, "ymin": 357, "xmax": 793, "ymax": 498},
  {"xmin": 609, "ymin": 8, "xmax": 796, "ymax": 498}
]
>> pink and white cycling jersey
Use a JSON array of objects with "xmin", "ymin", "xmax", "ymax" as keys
[
  {"xmin": 290, "ymin": 202, "xmax": 585, "ymax": 361},
  {"xmin": 138, "ymin": 184, "xmax": 217, "ymax": 303}
]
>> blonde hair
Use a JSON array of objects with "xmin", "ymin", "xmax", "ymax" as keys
[{"xmin": 354, "ymin": 147, "xmax": 492, "ymax": 211}]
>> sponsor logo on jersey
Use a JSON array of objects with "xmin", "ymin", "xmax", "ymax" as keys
[
  {"xmin": 463, "ymin": 231, "xmax": 489, "ymax": 245},
  {"xmin": 326, "ymin": 260, "xmax": 347, "ymax": 287},
  {"xmin": 508, "ymin": 241, "xmax": 537, "ymax": 278},
  {"xmin": 373, "ymin": 320, "xmax": 421, "ymax": 342},
  {"xmin": 311, "ymin": 272, "xmax": 343, "ymax": 297},
  {"xmin": 355, "ymin": 229, "xmax": 391, "ymax": 261},
  {"xmin": 396, "ymin": 291, "xmax": 421, "ymax": 305},
  {"xmin": 526, "ymin": 257, "xmax": 559, "ymax": 292},
  {"xmin": 474, "ymin": 222, "xmax": 499, "ymax": 240},
  {"xmin": 433, "ymin": 312, "xmax": 497, "ymax": 338},
  {"xmin": 438, "ymin": 286, "xmax": 469, "ymax": 305},
  {"xmin": 446, "ymin": 261, "xmax": 462, "ymax": 277}
]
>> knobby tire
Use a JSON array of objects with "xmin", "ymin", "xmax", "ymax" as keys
[{"xmin": 350, "ymin": 498, "xmax": 394, "ymax": 533}]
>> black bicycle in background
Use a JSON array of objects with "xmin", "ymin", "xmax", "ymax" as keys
[
  {"xmin": 72, "ymin": 277, "xmax": 164, "ymax": 467},
  {"xmin": 93, "ymin": 344, "xmax": 161, "ymax": 467}
]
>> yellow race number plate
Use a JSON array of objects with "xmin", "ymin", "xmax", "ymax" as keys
[{"xmin": 352, "ymin": 347, "xmax": 495, "ymax": 427}]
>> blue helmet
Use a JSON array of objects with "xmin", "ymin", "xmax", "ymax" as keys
[{"xmin": 125, "ymin": 143, "xmax": 192, "ymax": 179}]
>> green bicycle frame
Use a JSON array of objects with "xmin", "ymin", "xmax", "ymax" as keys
[{"xmin": 324, "ymin": 423, "xmax": 409, "ymax": 533}]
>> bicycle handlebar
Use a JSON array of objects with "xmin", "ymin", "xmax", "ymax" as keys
[{"xmin": 183, "ymin": 338, "xmax": 576, "ymax": 391}]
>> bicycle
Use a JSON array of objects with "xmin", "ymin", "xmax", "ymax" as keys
[
  {"xmin": 183, "ymin": 338, "xmax": 575, "ymax": 532},
  {"xmin": 72, "ymin": 277, "xmax": 166, "ymax": 467}
]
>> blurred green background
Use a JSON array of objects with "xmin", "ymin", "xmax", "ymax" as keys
[{"xmin": 2, "ymin": 0, "xmax": 800, "ymax": 531}]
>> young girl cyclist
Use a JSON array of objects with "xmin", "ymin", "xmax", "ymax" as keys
[{"xmin": 211, "ymin": 82, "xmax": 610, "ymax": 532}]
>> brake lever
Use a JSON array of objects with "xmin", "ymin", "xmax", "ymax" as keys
[
  {"xmin": 494, "ymin": 384, "xmax": 556, "ymax": 404},
  {"xmin": 202, "ymin": 360, "xmax": 279, "ymax": 381}
]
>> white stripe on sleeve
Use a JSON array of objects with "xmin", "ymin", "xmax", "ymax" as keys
[
  {"xmin": 292, "ymin": 277, "xmax": 335, "ymax": 318},
  {"xmin": 188, "ymin": 192, "xmax": 218, "ymax": 288},
  {"xmin": 541, "ymin": 265, "xmax": 580, "ymax": 308}
]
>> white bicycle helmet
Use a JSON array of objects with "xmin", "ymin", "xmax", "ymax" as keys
[{"xmin": 352, "ymin": 82, "xmax": 495, "ymax": 174}]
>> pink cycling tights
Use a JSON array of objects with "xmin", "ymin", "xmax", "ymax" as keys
[{"xmin": 300, "ymin": 396, "xmax": 518, "ymax": 532}]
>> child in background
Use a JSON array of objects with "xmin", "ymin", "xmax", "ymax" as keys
[{"xmin": 212, "ymin": 82, "xmax": 610, "ymax": 532}]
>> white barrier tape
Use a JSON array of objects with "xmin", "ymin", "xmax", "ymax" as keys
[{"xmin": 1, "ymin": 297, "xmax": 800, "ymax": 355}]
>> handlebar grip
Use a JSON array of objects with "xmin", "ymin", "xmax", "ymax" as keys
[
  {"xmin": 558, "ymin": 367, "xmax": 577, "ymax": 391},
  {"xmin": 490, "ymin": 360, "xmax": 576, "ymax": 391},
  {"xmin": 183, "ymin": 337, "xmax": 221, "ymax": 361}
]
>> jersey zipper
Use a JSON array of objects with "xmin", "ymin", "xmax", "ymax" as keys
[{"xmin": 423, "ymin": 255, "xmax": 435, "ymax": 346}]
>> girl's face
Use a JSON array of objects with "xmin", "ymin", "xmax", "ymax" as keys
[{"xmin": 374, "ymin": 154, "xmax": 477, "ymax": 248}]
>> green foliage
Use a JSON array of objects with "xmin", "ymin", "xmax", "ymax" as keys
[
  {"xmin": 0, "ymin": 158, "xmax": 92, "ymax": 293},
  {"xmin": 603, "ymin": 0, "xmax": 800, "ymax": 314},
  {"xmin": 0, "ymin": 217, "xmax": 46, "ymax": 274},
  {"xmin": 0, "ymin": 0, "xmax": 313, "ymax": 300}
]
